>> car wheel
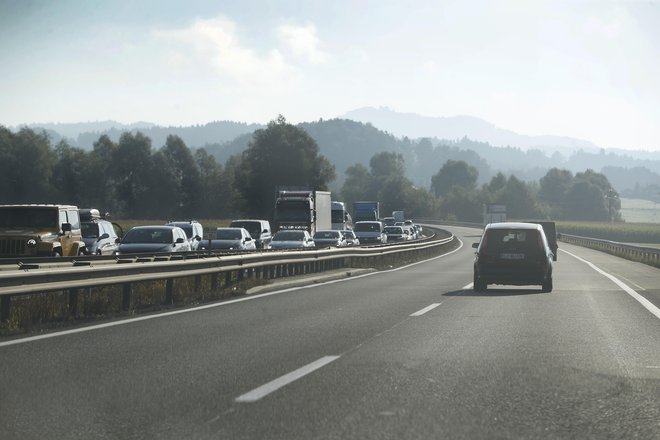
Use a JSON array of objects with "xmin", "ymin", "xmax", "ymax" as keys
[
  {"xmin": 542, "ymin": 277, "xmax": 553, "ymax": 293},
  {"xmin": 473, "ymin": 273, "xmax": 487, "ymax": 292}
]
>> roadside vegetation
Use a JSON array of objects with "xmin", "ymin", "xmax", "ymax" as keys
[
  {"xmin": 556, "ymin": 221, "xmax": 660, "ymax": 244},
  {"xmin": 1, "ymin": 117, "xmax": 626, "ymax": 230}
]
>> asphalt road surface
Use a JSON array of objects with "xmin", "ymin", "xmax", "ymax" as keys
[{"xmin": 1, "ymin": 225, "xmax": 659, "ymax": 439}]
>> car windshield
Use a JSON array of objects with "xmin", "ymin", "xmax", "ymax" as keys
[
  {"xmin": 331, "ymin": 210, "xmax": 344, "ymax": 223},
  {"xmin": 384, "ymin": 227, "xmax": 402, "ymax": 234},
  {"xmin": 342, "ymin": 231, "xmax": 355, "ymax": 239},
  {"xmin": 81, "ymin": 222, "xmax": 100, "ymax": 238},
  {"xmin": 273, "ymin": 231, "xmax": 304, "ymax": 241},
  {"xmin": 230, "ymin": 222, "xmax": 261, "ymax": 237},
  {"xmin": 123, "ymin": 228, "xmax": 173, "ymax": 244},
  {"xmin": 484, "ymin": 229, "xmax": 541, "ymax": 254},
  {"xmin": 355, "ymin": 223, "xmax": 380, "ymax": 232},
  {"xmin": 173, "ymin": 225, "xmax": 193, "ymax": 238},
  {"xmin": 314, "ymin": 231, "xmax": 338, "ymax": 239},
  {"xmin": 216, "ymin": 229, "xmax": 242, "ymax": 240},
  {"xmin": 0, "ymin": 207, "xmax": 57, "ymax": 229}
]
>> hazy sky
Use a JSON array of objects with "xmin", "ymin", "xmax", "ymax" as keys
[{"xmin": 1, "ymin": 0, "xmax": 659, "ymax": 150}]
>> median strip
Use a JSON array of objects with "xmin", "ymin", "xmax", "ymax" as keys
[{"xmin": 235, "ymin": 356, "xmax": 340, "ymax": 403}]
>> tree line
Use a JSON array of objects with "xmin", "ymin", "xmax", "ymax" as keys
[{"xmin": 0, "ymin": 118, "xmax": 621, "ymax": 222}]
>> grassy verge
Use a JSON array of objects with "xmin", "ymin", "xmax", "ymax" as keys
[{"xmin": 556, "ymin": 221, "xmax": 660, "ymax": 244}]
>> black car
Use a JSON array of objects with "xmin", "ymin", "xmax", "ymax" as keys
[{"xmin": 473, "ymin": 222, "xmax": 554, "ymax": 292}]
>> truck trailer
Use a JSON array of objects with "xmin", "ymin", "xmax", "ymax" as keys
[{"xmin": 352, "ymin": 201, "xmax": 380, "ymax": 223}]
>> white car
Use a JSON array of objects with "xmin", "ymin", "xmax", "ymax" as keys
[
  {"xmin": 200, "ymin": 227, "xmax": 256, "ymax": 251},
  {"xmin": 341, "ymin": 230, "xmax": 360, "ymax": 246},
  {"xmin": 271, "ymin": 230, "xmax": 315, "ymax": 249}
]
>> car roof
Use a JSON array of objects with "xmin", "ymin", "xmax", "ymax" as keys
[
  {"xmin": 485, "ymin": 222, "xmax": 542, "ymax": 230},
  {"xmin": 131, "ymin": 225, "xmax": 179, "ymax": 230}
]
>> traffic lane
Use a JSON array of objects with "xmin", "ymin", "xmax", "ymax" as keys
[
  {"xmin": 0, "ymin": 244, "xmax": 476, "ymax": 439},
  {"xmin": 559, "ymin": 240, "xmax": 660, "ymax": 309},
  {"xmin": 211, "ymin": 247, "xmax": 660, "ymax": 439}
]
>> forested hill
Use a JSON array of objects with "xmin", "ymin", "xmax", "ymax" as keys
[
  {"xmin": 21, "ymin": 118, "xmax": 660, "ymax": 197},
  {"xmin": 26, "ymin": 120, "xmax": 263, "ymax": 151},
  {"xmin": 202, "ymin": 119, "xmax": 660, "ymax": 196}
]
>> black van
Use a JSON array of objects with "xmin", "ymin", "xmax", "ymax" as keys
[{"xmin": 473, "ymin": 222, "xmax": 554, "ymax": 292}]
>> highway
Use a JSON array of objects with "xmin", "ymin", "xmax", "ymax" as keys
[{"xmin": 1, "ymin": 225, "xmax": 659, "ymax": 439}]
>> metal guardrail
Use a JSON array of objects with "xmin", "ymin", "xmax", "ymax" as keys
[
  {"xmin": 0, "ymin": 228, "xmax": 455, "ymax": 322},
  {"xmin": 559, "ymin": 233, "xmax": 660, "ymax": 268}
]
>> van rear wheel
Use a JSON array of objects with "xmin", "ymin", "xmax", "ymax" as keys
[
  {"xmin": 473, "ymin": 273, "xmax": 487, "ymax": 292},
  {"xmin": 542, "ymin": 277, "xmax": 553, "ymax": 292}
]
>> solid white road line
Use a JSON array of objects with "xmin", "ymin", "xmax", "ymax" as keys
[
  {"xmin": 410, "ymin": 303, "xmax": 442, "ymax": 317},
  {"xmin": 235, "ymin": 356, "xmax": 341, "ymax": 403},
  {"xmin": 562, "ymin": 249, "xmax": 660, "ymax": 321}
]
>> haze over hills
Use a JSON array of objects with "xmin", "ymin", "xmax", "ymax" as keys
[
  {"xmin": 9, "ymin": 109, "xmax": 660, "ymax": 200},
  {"xmin": 341, "ymin": 107, "xmax": 602, "ymax": 154}
]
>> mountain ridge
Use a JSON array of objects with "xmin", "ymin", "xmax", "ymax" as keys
[{"xmin": 340, "ymin": 106, "xmax": 600, "ymax": 154}]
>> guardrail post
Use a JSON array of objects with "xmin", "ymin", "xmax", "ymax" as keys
[
  {"xmin": 1, "ymin": 296, "xmax": 10, "ymax": 322},
  {"xmin": 225, "ymin": 271, "xmax": 232, "ymax": 287},
  {"xmin": 122, "ymin": 283, "xmax": 132, "ymax": 311},
  {"xmin": 165, "ymin": 279, "xmax": 174, "ymax": 304},
  {"xmin": 68, "ymin": 288, "xmax": 78, "ymax": 318},
  {"xmin": 194, "ymin": 275, "xmax": 202, "ymax": 292},
  {"xmin": 211, "ymin": 273, "xmax": 218, "ymax": 290}
]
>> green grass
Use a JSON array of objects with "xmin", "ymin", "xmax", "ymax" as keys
[{"xmin": 556, "ymin": 221, "xmax": 660, "ymax": 244}]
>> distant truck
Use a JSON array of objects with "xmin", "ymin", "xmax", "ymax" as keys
[
  {"xmin": 331, "ymin": 201, "xmax": 352, "ymax": 230},
  {"xmin": 353, "ymin": 201, "xmax": 380, "ymax": 223},
  {"xmin": 0, "ymin": 204, "xmax": 86, "ymax": 257},
  {"xmin": 392, "ymin": 210, "xmax": 405, "ymax": 223},
  {"xmin": 273, "ymin": 190, "xmax": 331, "ymax": 235}
]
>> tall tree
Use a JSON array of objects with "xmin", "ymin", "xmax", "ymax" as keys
[
  {"xmin": 492, "ymin": 175, "xmax": 539, "ymax": 219},
  {"xmin": 112, "ymin": 132, "xmax": 155, "ymax": 218},
  {"xmin": 564, "ymin": 180, "xmax": 609, "ymax": 221},
  {"xmin": 430, "ymin": 160, "xmax": 478, "ymax": 197},
  {"xmin": 538, "ymin": 168, "xmax": 573, "ymax": 205},
  {"xmin": 158, "ymin": 135, "xmax": 201, "ymax": 218},
  {"xmin": 236, "ymin": 116, "xmax": 336, "ymax": 218},
  {"xmin": 3, "ymin": 128, "xmax": 56, "ymax": 203}
]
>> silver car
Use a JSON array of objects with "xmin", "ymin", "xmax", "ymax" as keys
[
  {"xmin": 200, "ymin": 227, "xmax": 256, "ymax": 251},
  {"xmin": 271, "ymin": 230, "xmax": 315, "ymax": 249},
  {"xmin": 313, "ymin": 230, "xmax": 346, "ymax": 247},
  {"xmin": 341, "ymin": 230, "xmax": 360, "ymax": 246},
  {"xmin": 117, "ymin": 225, "xmax": 191, "ymax": 254}
]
